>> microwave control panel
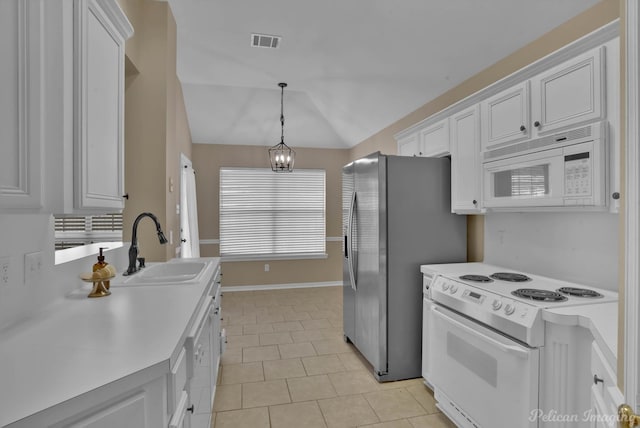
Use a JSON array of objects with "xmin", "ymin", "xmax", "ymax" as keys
[{"xmin": 564, "ymin": 152, "xmax": 592, "ymax": 197}]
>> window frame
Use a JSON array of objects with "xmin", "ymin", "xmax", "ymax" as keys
[{"xmin": 219, "ymin": 167, "xmax": 327, "ymax": 262}]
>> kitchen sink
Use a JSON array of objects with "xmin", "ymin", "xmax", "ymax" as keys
[{"xmin": 112, "ymin": 261, "xmax": 208, "ymax": 286}]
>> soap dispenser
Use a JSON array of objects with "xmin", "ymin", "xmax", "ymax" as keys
[{"xmin": 93, "ymin": 247, "xmax": 110, "ymax": 290}]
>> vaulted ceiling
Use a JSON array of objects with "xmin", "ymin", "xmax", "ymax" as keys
[{"xmin": 168, "ymin": 0, "xmax": 601, "ymax": 149}]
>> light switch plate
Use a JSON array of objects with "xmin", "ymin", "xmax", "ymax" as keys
[
  {"xmin": 24, "ymin": 251, "xmax": 43, "ymax": 285},
  {"xmin": 0, "ymin": 256, "xmax": 10, "ymax": 286}
]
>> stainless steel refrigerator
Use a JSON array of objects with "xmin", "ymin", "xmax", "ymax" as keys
[{"xmin": 343, "ymin": 152, "xmax": 466, "ymax": 381}]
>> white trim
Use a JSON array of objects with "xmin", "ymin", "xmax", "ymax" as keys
[
  {"xmin": 221, "ymin": 281, "xmax": 342, "ymax": 292},
  {"xmin": 200, "ymin": 237, "xmax": 342, "ymax": 245},
  {"xmin": 394, "ymin": 20, "xmax": 620, "ymax": 141},
  {"xmin": 222, "ymin": 253, "xmax": 328, "ymax": 262},
  {"xmin": 200, "ymin": 239, "xmax": 219, "ymax": 245},
  {"xmin": 625, "ymin": 0, "xmax": 640, "ymax": 410}
]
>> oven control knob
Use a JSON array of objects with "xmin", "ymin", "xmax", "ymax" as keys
[
  {"xmin": 449, "ymin": 285, "xmax": 458, "ymax": 294},
  {"xmin": 441, "ymin": 282, "xmax": 450, "ymax": 291},
  {"xmin": 492, "ymin": 299, "xmax": 502, "ymax": 310},
  {"xmin": 504, "ymin": 304, "xmax": 516, "ymax": 316}
]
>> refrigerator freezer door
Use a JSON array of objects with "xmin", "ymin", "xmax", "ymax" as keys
[
  {"xmin": 342, "ymin": 162, "xmax": 356, "ymax": 342},
  {"xmin": 354, "ymin": 153, "xmax": 387, "ymax": 376}
]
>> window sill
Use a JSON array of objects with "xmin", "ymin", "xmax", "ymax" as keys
[
  {"xmin": 54, "ymin": 241, "xmax": 124, "ymax": 265},
  {"xmin": 221, "ymin": 253, "xmax": 328, "ymax": 262}
]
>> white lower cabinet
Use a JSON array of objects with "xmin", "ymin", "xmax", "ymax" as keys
[
  {"xmin": 7, "ymin": 263, "xmax": 223, "ymax": 428},
  {"xmin": 14, "ymin": 376, "xmax": 167, "ymax": 428},
  {"xmin": 169, "ymin": 391, "xmax": 191, "ymax": 428},
  {"xmin": 589, "ymin": 342, "xmax": 623, "ymax": 428}
]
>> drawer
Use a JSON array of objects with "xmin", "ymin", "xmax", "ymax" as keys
[{"xmin": 168, "ymin": 347, "xmax": 188, "ymax": 414}]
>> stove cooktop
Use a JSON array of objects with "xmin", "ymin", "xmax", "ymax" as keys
[{"xmin": 423, "ymin": 262, "xmax": 617, "ymax": 308}]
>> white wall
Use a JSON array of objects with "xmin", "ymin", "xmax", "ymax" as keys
[
  {"xmin": 0, "ymin": 214, "xmax": 128, "ymax": 331},
  {"xmin": 484, "ymin": 212, "xmax": 619, "ymax": 290}
]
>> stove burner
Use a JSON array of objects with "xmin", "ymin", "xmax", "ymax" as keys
[
  {"xmin": 512, "ymin": 289, "xmax": 568, "ymax": 302},
  {"xmin": 490, "ymin": 272, "xmax": 531, "ymax": 282},
  {"xmin": 459, "ymin": 274, "xmax": 493, "ymax": 283},
  {"xmin": 557, "ymin": 287, "xmax": 603, "ymax": 298}
]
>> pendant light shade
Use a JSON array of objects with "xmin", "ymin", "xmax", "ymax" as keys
[{"xmin": 269, "ymin": 82, "xmax": 295, "ymax": 172}]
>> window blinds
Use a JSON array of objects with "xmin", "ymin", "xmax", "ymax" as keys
[
  {"xmin": 54, "ymin": 214, "xmax": 123, "ymax": 250},
  {"xmin": 219, "ymin": 168, "xmax": 326, "ymax": 258}
]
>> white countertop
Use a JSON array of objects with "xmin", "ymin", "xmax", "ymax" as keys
[
  {"xmin": 0, "ymin": 258, "xmax": 219, "ymax": 427},
  {"xmin": 543, "ymin": 302, "xmax": 618, "ymax": 369}
]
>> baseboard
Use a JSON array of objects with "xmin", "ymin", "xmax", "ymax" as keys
[{"xmin": 221, "ymin": 281, "xmax": 343, "ymax": 292}]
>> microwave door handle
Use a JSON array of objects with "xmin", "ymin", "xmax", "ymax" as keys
[
  {"xmin": 432, "ymin": 306, "xmax": 529, "ymax": 359},
  {"xmin": 347, "ymin": 191, "xmax": 357, "ymax": 291}
]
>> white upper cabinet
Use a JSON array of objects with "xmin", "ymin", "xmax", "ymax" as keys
[
  {"xmin": 419, "ymin": 119, "xmax": 449, "ymax": 157},
  {"xmin": 0, "ymin": 0, "xmax": 45, "ymax": 211},
  {"xmin": 72, "ymin": 0, "xmax": 131, "ymax": 212},
  {"xmin": 397, "ymin": 132, "xmax": 420, "ymax": 157},
  {"xmin": 531, "ymin": 46, "xmax": 605, "ymax": 136},
  {"xmin": 396, "ymin": 118, "xmax": 449, "ymax": 158},
  {"xmin": 450, "ymin": 105, "xmax": 483, "ymax": 214},
  {"xmin": 0, "ymin": 0, "xmax": 132, "ymax": 214},
  {"xmin": 481, "ymin": 46, "xmax": 606, "ymax": 154},
  {"xmin": 480, "ymin": 81, "xmax": 530, "ymax": 151}
]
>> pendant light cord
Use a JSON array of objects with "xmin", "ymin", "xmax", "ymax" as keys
[{"xmin": 280, "ymin": 83, "xmax": 285, "ymax": 144}]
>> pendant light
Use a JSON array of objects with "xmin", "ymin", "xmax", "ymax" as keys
[{"xmin": 268, "ymin": 82, "xmax": 295, "ymax": 172}]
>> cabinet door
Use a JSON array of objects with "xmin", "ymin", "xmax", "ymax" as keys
[
  {"xmin": 63, "ymin": 393, "xmax": 148, "ymax": 428},
  {"xmin": 0, "ymin": 0, "xmax": 44, "ymax": 211},
  {"xmin": 419, "ymin": 119, "xmax": 449, "ymax": 157},
  {"xmin": 531, "ymin": 46, "xmax": 605, "ymax": 136},
  {"xmin": 450, "ymin": 105, "xmax": 482, "ymax": 213},
  {"xmin": 480, "ymin": 81, "xmax": 530, "ymax": 151},
  {"xmin": 74, "ymin": 0, "xmax": 128, "ymax": 211},
  {"xmin": 589, "ymin": 341, "xmax": 623, "ymax": 428},
  {"xmin": 397, "ymin": 133, "xmax": 419, "ymax": 157},
  {"xmin": 169, "ymin": 391, "xmax": 191, "ymax": 428}
]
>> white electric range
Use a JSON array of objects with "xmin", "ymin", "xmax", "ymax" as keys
[{"xmin": 420, "ymin": 262, "xmax": 618, "ymax": 428}]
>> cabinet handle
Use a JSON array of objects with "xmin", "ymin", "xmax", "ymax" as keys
[
  {"xmin": 187, "ymin": 405, "xmax": 195, "ymax": 413},
  {"xmin": 520, "ymin": 125, "xmax": 526, "ymax": 132},
  {"xmin": 472, "ymin": 199, "xmax": 477, "ymax": 205},
  {"xmin": 122, "ymin": 193, "xmax": 129, "ymax": 200},
  {"xmin": 534, "ymin": 121, "xmax": 541, "ymax": 128},
  {"xmin": 594, "ymin": 374, "xmax": 604, "ymax": 384},
  {"xmin": 419, "ymin": 151, "xmax": 423, "ymax": 155},
  {"xmin": 613, "ymin": 192, "xmax": 621, "ymax": 200}
]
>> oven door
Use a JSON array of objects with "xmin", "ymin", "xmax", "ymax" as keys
[{"xmin": 429, "ymin": 304, "xmax": 539, "ymax": 428}]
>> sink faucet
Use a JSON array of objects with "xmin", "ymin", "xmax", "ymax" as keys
[{"xmin": 125, "ymin": 212, "xmax": 168, "ymax": 276}]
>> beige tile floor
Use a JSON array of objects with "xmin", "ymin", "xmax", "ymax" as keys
[{"xmin": 212, "ymin": 286, "xmax": 455, "ymax": 428}]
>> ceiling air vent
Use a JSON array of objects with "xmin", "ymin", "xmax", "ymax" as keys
[{"xmin": 251, "ymin": 33, "xmax": 281, "ymax": 49}]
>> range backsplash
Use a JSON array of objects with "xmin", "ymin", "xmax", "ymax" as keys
[{"xmin": 484, "ymin": 211, "xmax": 619, "ymax": 291}]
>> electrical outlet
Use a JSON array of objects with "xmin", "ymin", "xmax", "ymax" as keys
[
  {"xmin": 24, "ymin": 252, "xmax": 43, "ymax": 285},
  {"xmin": 264, "ymin": 263, "xmax": 270, "ymax": 272},
  {"xmin": 0, "ymin": 256, "xmax": 10, "ymax": 286}
]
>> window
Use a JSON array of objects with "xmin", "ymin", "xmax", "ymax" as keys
[
  {"xmin": 219, "ymin": 168, "xmax": 326, "ymax": 260},
  {"xmin": 54, "ymin": 213, "xmax": 123, "ymax": 250}
]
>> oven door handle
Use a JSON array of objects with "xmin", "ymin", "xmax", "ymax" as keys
[{"xmin": 432, "ymin": 305, "xmax": 530, "ymax": 359}]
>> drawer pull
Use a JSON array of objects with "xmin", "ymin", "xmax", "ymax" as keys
[{"xmin": 593, "ymin": 374, "xmax": 604, "ymax": 385}]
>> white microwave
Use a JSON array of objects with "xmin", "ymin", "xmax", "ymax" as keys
[{"xmin": 482, "ymin": 122, "xmax": 607, "ymax": 210}]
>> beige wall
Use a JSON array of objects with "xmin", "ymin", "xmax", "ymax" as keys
[
  {"xmin": 118, "ymin": 0, "xmax": 192, "ymax": 262},
  {"xmin": 349, "ymin": 0, "xmax": 620, "ymax": 264},
  {"xmin": 192, "ymin": 144, "xmax": 349, "ymax": 287}
]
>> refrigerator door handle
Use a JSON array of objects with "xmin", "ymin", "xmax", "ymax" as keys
[{"xmin": 348, "ymin": 191, "xmax": 357, "ymax": 291}]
